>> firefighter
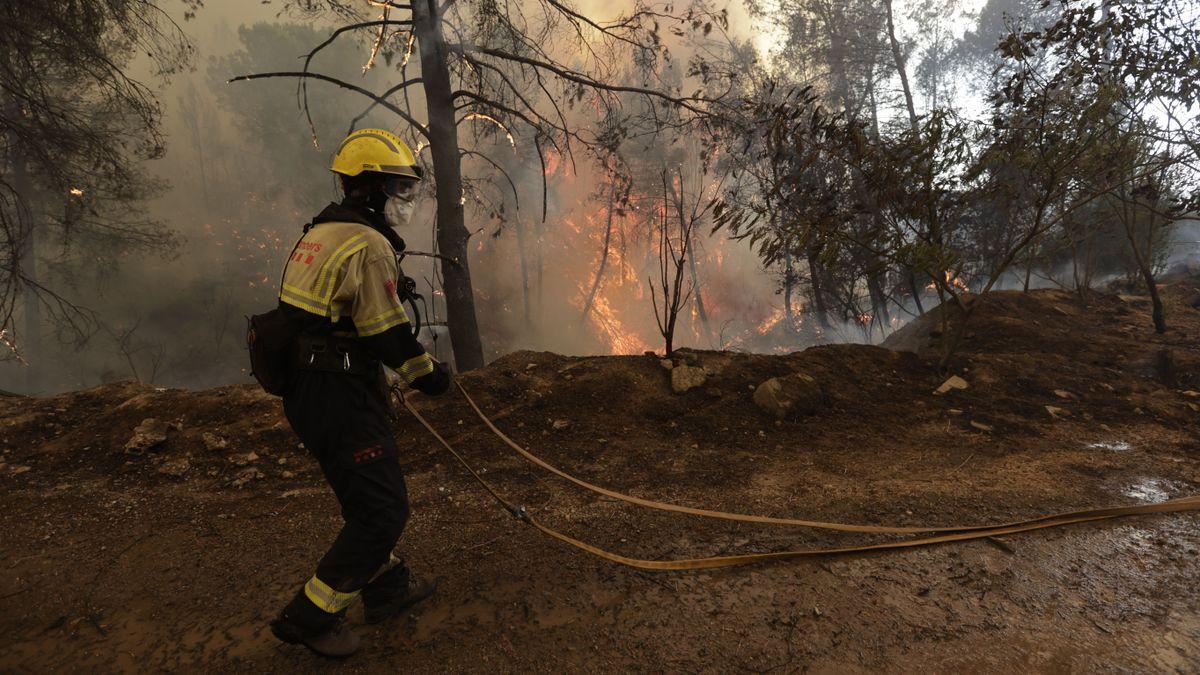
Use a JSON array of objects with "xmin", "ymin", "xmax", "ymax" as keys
[{"xmin": 269, "ymin": 128, "xmax": 451, "ymax": 658}]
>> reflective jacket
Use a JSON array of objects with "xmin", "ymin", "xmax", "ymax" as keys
[{"xmin": 278, "ymin": 201, "xmax": 448, "ymax": 394}]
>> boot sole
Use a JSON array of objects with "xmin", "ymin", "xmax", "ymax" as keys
[
  {"xmin": 300, "ymin": 642, "xmax": 358, "ymax": 660},
  {"xmin": 271, "ymin": 620, "xmax": 358, "ymax": 659},
  {"xmin": 270, "ymin": 620, "xmax": 305, "ymax": 646},
  {"xmin": 363, "ymin": 582, "xmax": 436, "ymax": 625}
]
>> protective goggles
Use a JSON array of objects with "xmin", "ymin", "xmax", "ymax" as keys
[{"xmin": 383, "ymin": 175, "xmax": 419, "ymax": 201}]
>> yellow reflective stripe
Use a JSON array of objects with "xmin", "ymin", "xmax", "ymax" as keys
[
  {"xmin": 315, "ymin": 236, "xmax": 368, "ymax": 301},
  {"xmin": 280, "ymin": 284, "xmax": 328, "ymax": 316},
  {"xmin": 397, "ymin": 354, "xmax": 434, "ymax": 383},
  {"xmin": 280, "ymin": 290, "xmax": 329, "ymax": 317},
  {"xmin": 281, "ymin": 282, "xmax": 323, "ymax": 304},
  {"xmin": 356, "ymin": 305, "xmax": 410, "ymax": 337},
  {"xmin": 304, "ymin": 575, "xmax": 360, "ymax": 614}
]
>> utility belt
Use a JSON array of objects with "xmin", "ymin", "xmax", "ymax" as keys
[{"xmin": 293, "ymin": 334, "xmax": 377, "ymax": 376}]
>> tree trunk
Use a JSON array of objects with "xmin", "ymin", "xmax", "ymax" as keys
[
  {"xmin": 581, "ymin": 188, "xmax": 615, "ymax": 321},
  {"xmin": 827, "ymin": 4, "xmax": 852, "ymax": 112},
  {"xmin": 1120, "ymin": 190, "xmax": 1167, "ymax": 334},
  {"xmin": 806, "ymin": 243, "xmax": 831, "ymax": 329},
  {"xmin": 908, "ymin": 272, "xmax": 925, "ymax": 315},
  {"xmin": 414, "ymin": 0, "xmax": 485, "ymax": 370},
  {"xmin": 885, "ymin": 0, "xmax": 919, "ymax": 132},
  {"xmin": 534, "ymin": 216, "xmax": 545, "ymax": 322},
  {"xmin": 867, "ymin": 272, "xmax": 890, "ymax": 333},
  {"xmin": 685, "ymin": 236, "xmax": 709, "ymax": 340},
  {"xmin": 783, "ymin": 247, "xmax": 795, "ymax": 331},
  {"xmin": 515, "ymin": 218, "xmax": 531, "ymax": 324},
  {"xmin": 20, "ymin": 218, "xmax": 39, "ymax": 393},
  {"xmin": 1144, "ymin": 268, "xmax": 1166, "ymax": 333}
]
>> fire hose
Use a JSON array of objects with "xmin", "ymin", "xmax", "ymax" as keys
[{"xmin": 396, "ymin": 384, "xmax": 1200, "ymax": 571}]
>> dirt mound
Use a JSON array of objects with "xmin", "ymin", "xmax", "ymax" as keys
[{"xmin": 2, "ymin": 288, "xmax": 1199, "ymax": 671}]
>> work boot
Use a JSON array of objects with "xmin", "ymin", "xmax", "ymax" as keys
[
  {"xmin": 362, "ymin": 562, "xmax": 436, "ymax": 624},
  {"xmin": 270, "ymin": 589, "xmax": 361, "ymax": 659}
]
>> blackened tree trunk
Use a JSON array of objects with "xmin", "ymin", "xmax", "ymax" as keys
[
  {"xmin": 783, "ymin": 247, "xmax": 795, "ymax": 331},
  {"xmin": 413, "ymin": 0, "xmax": 485, "ymax": 370},
  {"xmin": 1142, "ymin": 265, "xmax": 1166, "ymax": 333},
  {"xmin": 867, "ymin": 273, "xmax": 890, "ymax": 330},
  {"xmin": 1120, "ymin": 190, "xmax": 1167, "ymax": 333},
  {"xmin": 515, "ymin": 218, "xmax": 532, "ymax": 324},
  {"xmin": 806, "ymin": 243, "xmax": 831, "ymax": 329},
  {"xmin": 581, "ymin": 188, "xmax": 615, "ymax": 321},
  {"xmin": 685, "ymin": 235, "xmax": 711, "ymax": 342}
]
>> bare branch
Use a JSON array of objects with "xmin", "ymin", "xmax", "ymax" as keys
[
  {"xmin": 298, "ymin": 20, "xmax": 414, "ymax": 146},
  {"xmin": 461, "ymin": 149, "xmax": 520, "ymax": 208},
  {"xmin": 229, "ymin": 71, "xmax": 430, "ymax": 140},
  {"xmin": 345, "ymin": 77, "xmax": 424, "ymax": 134},
  {"xmin": 455, "ymin": 45, "xmax": 713, "ymax": 116}
]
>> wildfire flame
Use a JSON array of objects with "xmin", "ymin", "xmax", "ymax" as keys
[
  {"xmin": 927, "ymin": 271, "xmax": 970, "ymax": 293},
  {"xmin": 756, "ymin": 306, "xmax": 786, "ymax": 335},
  {"xmin": 584, "ymin": 292, "xmax": 653, "ymax": 354}
]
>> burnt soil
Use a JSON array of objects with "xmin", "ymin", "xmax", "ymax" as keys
[{"xmin": 2, "ymin": 285, "xmax": 1200, "ymax": 672}]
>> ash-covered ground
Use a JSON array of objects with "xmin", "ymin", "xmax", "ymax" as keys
[{"xmin": 2, "ymin": 283, "xmax": 1199, "ymax": 671}]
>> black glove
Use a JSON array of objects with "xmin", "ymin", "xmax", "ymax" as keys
[{"xmin": 412, "ymin": 360, "xmax": 452, "ymax": 396}]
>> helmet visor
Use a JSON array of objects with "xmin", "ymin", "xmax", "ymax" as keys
[{"xmin": 384, "ymin": 175, "xmax": 419, "ymax": 202}]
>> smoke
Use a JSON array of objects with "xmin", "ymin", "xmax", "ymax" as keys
[
  {"xmin": 1166, "ymin": 217, "xmax": 1200, "ymax": 271},
  {"xmin": 2, "ymin": 0, "xmax": 915, "ymax": 394}
]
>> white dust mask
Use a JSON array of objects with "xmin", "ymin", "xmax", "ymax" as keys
[{"xmin": 384, "ymin": 196, "xmax": 415, "ymax": 229}]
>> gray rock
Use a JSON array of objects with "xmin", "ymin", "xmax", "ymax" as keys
[
  {"xmin": 753, "ymin": 373, "xmax": 822, "ymax": 419},
  {"xmin": 670, "ymin": 365, "xmax": 707, "ymax": 394}
]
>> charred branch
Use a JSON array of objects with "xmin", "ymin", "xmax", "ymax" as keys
[{"xmin": 228, "ymin": 71, "xmax": 430, "ymax": 140}]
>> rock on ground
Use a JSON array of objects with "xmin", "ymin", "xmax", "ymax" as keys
[
  {"xmin": 935, "ymin": 375, "xmax": 969, "ymax": 395},
  {"xmin": 753, "ymin": 372, "xmax": 823, "ymax": 419},
  {"xmin": 124, "ymin": 418, "xmax": 170, "ymax": 454},
  {"xmin": 670, "ymin": 365, "xmax": 707, "ymax": 394}
]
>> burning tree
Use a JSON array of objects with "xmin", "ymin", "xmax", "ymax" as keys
[{"xmin": 232, "ymin": 0, "xmax": 730, "ymax": 370}]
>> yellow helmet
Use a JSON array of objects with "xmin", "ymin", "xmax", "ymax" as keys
[{"xmin": 330, "ymin": 128, "xmax": 420, "ymax": 179}]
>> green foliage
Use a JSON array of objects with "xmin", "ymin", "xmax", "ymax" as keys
[{"xmin": 716, "ymin": 0, "xmax": 1199, "ymax": 348}]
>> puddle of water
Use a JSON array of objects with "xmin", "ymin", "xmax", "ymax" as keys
[
  {"xmin": 1088, "ymin": 441, "xmax": 1132, "ymax": 452},
  {"xmin": 1124, "ymin": 478, "xmax": 1172, "ymax": 503}
]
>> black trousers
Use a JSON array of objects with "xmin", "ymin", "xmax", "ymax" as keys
[{"xmin": 283, "ymin": 368, "xmax": 410, "ymax": 600}]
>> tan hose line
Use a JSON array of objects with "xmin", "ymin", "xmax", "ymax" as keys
[{"xmin": 398, "ymin": 385, "xmax": 1200, "ymax": 571}]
